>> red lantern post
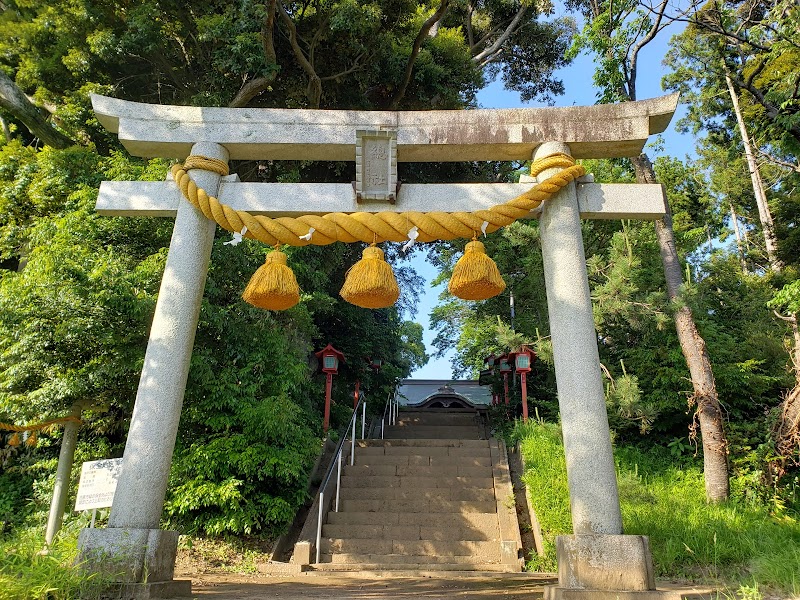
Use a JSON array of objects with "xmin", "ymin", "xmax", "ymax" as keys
[
  {"xmin": 514, "ymin": 346, "xmax": 535, "ymax": 422},
  {"xmin": 315, "ymin": 344, "xmax": 345, "ymax": 434}
]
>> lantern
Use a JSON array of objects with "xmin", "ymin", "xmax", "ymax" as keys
[
  {"xmin": 498, "ymin": 355, "xmax": 512, "ymax": 374},
  {"xmin": 498, "ymin": 353, "xmax": 511, "ymax": 405},
  {"xmin": 315, "ymin": 344, "xmax": 345, "ymax": 433},
  {"xmin": 514, "ymin": 346, "xmax": 533, "ymax": 373},
  {"xmin": 317, "ymin": 344, "xmax": 343, "ymax": 374},
  {"xmin": 514, "ymin": 346, "xmax": 535, "ymax": 421}
]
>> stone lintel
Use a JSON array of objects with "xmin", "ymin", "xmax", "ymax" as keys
[
  {"xmin": 95, "ymin": 181, "xmax": 666, "ymax": 221},
  {"xmin": 91, "ymin": 93, "xmax": 679, "ymax": 161}
]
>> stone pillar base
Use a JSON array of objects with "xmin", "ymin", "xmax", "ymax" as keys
[
  {"xmin": 544, "ymin": 534, "xmax": 675, "ymax": 600},
  {"xmin": 77, "ymin": 527, "xmax": 188, "ymax": 596},
  {"xmin": 545, "ymin": 588, "xmax": 682, "ymax": 600},
  {"xmin": 116, "ymin": 580, "xmax": 192, "ymax": 600}
]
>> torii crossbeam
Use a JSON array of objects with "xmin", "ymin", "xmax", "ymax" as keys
[{"xmin": 79, "ymin": 93, "xmax": 679, "ymax": 600}]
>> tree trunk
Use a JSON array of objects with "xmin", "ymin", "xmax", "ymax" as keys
[
  {"xmin": 632, "ymin": 153, "xmax": 730, "ymax": 502},
  {"xmin": 774, "ymin": 382, "xmax": 800, "ymax": 477},
  {"xmin": 729, "ymin": 203, "xmax": 748, "ymax": 272},
  {"xmin": 725, "ymin": 71, "xmax": 782, "ymax": 271},
  {"xmin": 792, "ymin": 316, "xmax": 800, "ymax": 385},
  {"xmin": 728, "ymin": 71, "xmax": 800, "ymax": 477},
  {"xmin": 0, "ymin": 71, "xmax": 74, "ymax": 149},
  {"xmin": 0, "ymin": 114, "xmax": 10, "ymax": 143}
]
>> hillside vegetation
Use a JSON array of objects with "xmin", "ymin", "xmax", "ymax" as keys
[{"xmin": 513, "ymin": 421, "xmax": 800, "ymax": 597}]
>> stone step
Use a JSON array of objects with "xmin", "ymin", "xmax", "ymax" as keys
[
  {"xmin": 310, "ymin": 562, "xmax": 519, "ymax": 573},
  {"xmin": 343, "ymin": 464, "xmax": 493, "ymax": 478},
  {"xmin": 336, "ymin": 486, "xmax": 495, "ymax": 502},
  {"xmin": 355, "ymin": 446, "xmax": 491, "ymax": 458},
  {"xmin": 339, "ymin": 475, "xmax": 495, "ymax": 490},
  {"xmin": 395, "ymin": 412, "xmax": 480, "ymax": 426},
  {"xmin": 339, "ymin": 498, "xmax": 496, "ymax": 513},
  {"xmin": 320, "ymin": 538, "xmax": 502, "ymax": 561},
  {"xmin": 321, "ymin": 523, "xmax": 500, "ymax": 541},
  {"xmin": 385, "ymin": 426, "xmax": 483, "ymax": 439},
  {"xmin": 354, "ymin": 454, "xmax": 492, "ymax": 467},
  {"xmin": 326, "ymin": 511, "xmax": 500, "ymax": 529},
  {"xmin": 359, "ymin": 439, "xmax": 489, "ymax": 448}
]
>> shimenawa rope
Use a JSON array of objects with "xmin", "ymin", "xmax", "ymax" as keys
[{"xmin": 170, "ymin": 153, "xmax": 585, "ymax": 247}]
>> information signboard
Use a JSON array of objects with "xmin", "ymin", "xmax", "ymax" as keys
[{"xmin": 74, "ymin": 458, "xmax": 123, "ymax": 511}]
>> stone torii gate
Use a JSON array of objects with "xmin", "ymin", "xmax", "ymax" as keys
[{"xmin": 78, "ymin": 93, "xmax": 679, "ymax": 599}]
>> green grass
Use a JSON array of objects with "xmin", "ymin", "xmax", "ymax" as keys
[
  {"xmin": 0, "ymin": 518, "xmax": 114, "ymax": 600},
  {"xmin": 513, "ymin": 421, "xmax": 571, "ymax": 572},
  {"xmin": 512, "ymin": 420, "xmax": 800, "ymax": 597}
]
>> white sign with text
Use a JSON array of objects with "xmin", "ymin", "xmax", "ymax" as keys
[{"xmin": 74, "ymin": 458, "xmax": 123, "ymax": 511}]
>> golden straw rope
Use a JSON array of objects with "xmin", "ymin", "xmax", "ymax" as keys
[
  {"xmin": 0, "ymin": 415, "xmax": 82, "ymax": 433},
  {"xmin": 170, "ymin": 153, "xmax": 585, "ymax": 246}
]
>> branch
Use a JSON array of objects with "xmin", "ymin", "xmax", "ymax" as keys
[
  {"xmin": 727, "ymin": 69, "xmax": 800, "ymax": 144},
  {"xmin": 476, "ymin": 49, "xmax": 506, "ymax": 70},
  {"xmin": 229, "ymin": 76, "xmax": 276, "ymax": 108},
  {"xmin": 0, "ymin": 71, "xmax": 74, "ymax": 148},
  {"xmin": 757, "ymin": 148, "xmax": 800, "ymax": 173},
  {"xmin": 277, "ymin": 0, "xmax": 322, "ymax": 108},
  {"xmin": 472, "ymin": 26, "xmax": 502, "ymax": 52},
  {"xmin": 388, "ymin": 0, "xmax": 450, "ymax": 110},
  {"xmin": 774, "ymin": 310, "xmax": 798, "ymax": 324},
  {"xmin": 229, "ymin": 0, "xmax": 278, "ymax": 108},
  {"xmin": 687, "ymin": 11, "xmax": 771, "ymax": 52},
  {"xmin": 743, "ymin": 55, "xmax": 766, "ymax": 90},
  {"xmin": 320, "ymin": 54, "xmax": 366, "ymax": 81},
  {"xmin": 600, "ymin": 362, "xmax": 615, "ymax": 387},
  {"xmin": 627, "ymin": 0, "xmax": 670, "ymax": 100},
  {"xmin": 472, "ymin": 3, "xmax": 529, "ymax": 65},
  {"xmin": 308, "ymin": 15, "xmax": 331, "ymax": 66},
  {"xmin": 465, "ymin": 0, "xmax": 475, "ymax": 50}
]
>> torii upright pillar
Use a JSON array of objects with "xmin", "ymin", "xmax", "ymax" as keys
[
  {"xmin": 536, "ymin": 140, "xmax": 623, "ymax": 535},
  {"xmin": 78, "ymin": 93, "xmax": 679, "ymax": 599},
  {"xmin": 78, "ymin": 142, "xmax": 227, "ymax": 598}
]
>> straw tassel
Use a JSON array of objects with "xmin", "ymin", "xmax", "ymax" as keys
[
  {"xmin": 242, "ymin": 248, "xmax": 300, "ymax": 310},
  {"xmin": 340, "ymin": 245, "xmax": 400, "ymax": 309},
  {"xmin": 7, "ymin": 432, "xmax": 20, "ymax": 447},
  {"xmin": 448, "ymin": 239, "xmax": 506, "ymax": 300}
]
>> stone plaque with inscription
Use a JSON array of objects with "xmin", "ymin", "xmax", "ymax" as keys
[{"xmin": 355, "ymin": 129, "xmax": 398, "ymax": 203}]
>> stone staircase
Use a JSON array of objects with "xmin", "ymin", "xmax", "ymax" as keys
[{"xmin": 313, "ymin": 409, "xmax": 523, "ymax": 571}]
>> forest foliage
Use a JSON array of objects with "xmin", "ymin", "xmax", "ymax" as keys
[
  {"xmin": 0, "ymin": 0, "xmax": 798, "ymax": 561},
  {"xmin": 0, "ymin": 0, "xmax": 574, "ymax": 539}
]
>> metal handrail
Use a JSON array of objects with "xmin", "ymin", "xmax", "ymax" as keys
[
  {"xmin": 315, "ymin": 392, "xmax": 367, "ymax": 564},
  {"xmin": 381, "ymin": 392, "xmax": 390, "ymax": 439},
  {"xmin": 380, "ymin": 388, "xmax": 399, "ymax": 439}
]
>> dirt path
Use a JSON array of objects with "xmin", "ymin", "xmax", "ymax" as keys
[{"xmin": 182, "ymin": 572, "xmax": 557, "ymax": 599}]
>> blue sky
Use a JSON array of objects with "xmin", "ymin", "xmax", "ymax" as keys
[{"xmin": 408, "ymin": 17, "xmax": 694, "ymax": 380}]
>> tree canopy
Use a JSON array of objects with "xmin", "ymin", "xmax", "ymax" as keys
[{"xmin": 0, "ymin": 0, "xmax": 576, "ymax": 536}]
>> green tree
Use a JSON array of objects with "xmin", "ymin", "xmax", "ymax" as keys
[
  {"xmin": 0, "ymin": 0, "xmax": 576, "ymax": 536},
  {"xmin": 567, "ymin": 0, "xmax": 731, "ymax": 502},
  {"xmin": 664, "ymin": 0, "xmax": 800, "ymax": 484}
]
